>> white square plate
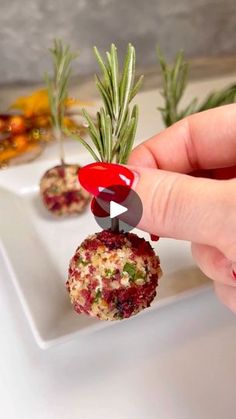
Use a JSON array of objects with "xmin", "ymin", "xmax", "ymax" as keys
[{"xmin": 0, "ymin": 154, "xmax": 210, "ymax": 348}]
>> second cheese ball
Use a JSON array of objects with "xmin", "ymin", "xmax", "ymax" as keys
[{"xmin": 40, "ymin": 164, "xmax": 90, "ymax": 216}]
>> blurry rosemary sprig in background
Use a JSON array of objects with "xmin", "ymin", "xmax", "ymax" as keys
[
  {"xmin": 45, "ymin": 39, "xmax": 77, "ymax": 164},
  {"xmin": 157, "ymin": 47, "xmax": 236, "ymax": 127},
  {"xmin": 66, "ymin": 43, "xmax": 143, "ymax": 164}
]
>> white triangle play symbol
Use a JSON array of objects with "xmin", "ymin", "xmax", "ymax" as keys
[{"xmin": 110, "ymin": 201, "xmax": 128, "ymax": 219}]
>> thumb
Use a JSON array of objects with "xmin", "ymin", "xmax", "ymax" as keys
[{"xmin": 129, "ymin": 166, "xmax": 235, "ymax": 251}]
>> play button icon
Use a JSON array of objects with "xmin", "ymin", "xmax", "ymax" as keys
[
  {"xmin": 93, "ymin": 184, "xmax": 143, "ymax": 233},
  {"xmin": 110, "ymin": 201, "xmax": 127, "ymax": 219}
]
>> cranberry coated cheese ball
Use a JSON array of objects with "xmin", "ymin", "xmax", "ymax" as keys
[
  {"xmin": 67, "ymin": 230, "xmax": 162, "ymax": 320},
  {"xmin": 40, "ymin": 164, "xmax": 90, "ymax": 216}
]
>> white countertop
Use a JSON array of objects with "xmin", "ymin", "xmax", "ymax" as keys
[
  {"xmin": 1, "ymin": 75, "xmax": 236, "ymax": 419},
  {"xmin": 1, "ymin": 249, "xmax": 236, "ymax": 419}
]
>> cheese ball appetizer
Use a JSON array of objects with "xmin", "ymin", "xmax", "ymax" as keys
[
  {"xmin": 67, "ymin": 229, "xmax": 162, "ymax": 320},
  {"xmin": 40, "ymin": 164, "xmax": 90, "ymax": 216}
]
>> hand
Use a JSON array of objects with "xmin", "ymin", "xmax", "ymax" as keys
[{"xmin": 128, "ymin": 104, "xmax": 236, "ymax": 313}]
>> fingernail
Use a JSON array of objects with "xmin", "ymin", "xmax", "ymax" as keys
[
  {"xmin": 91, "ymin": 197, "xmax": 109, "ymax": 217},
  {"xmin": 150, "ymin": 234, "xmax": 159, "ymax": 242},
  {"xmin": 78, "ymin": 162, "xmax": 136, "ymax": 197}
]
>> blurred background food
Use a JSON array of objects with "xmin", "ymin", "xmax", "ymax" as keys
[{"xmin": 0, "ymin": 89, "xmax": 90, "ymax": 167}]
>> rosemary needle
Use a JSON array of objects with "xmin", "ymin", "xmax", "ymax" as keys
[
  {"xmin": 67, "ymin": 43, "xmax": 143, "ymax": 164},
  {"xmin": 157, "ymin": 47, "xmax": 236, "ymax": 127},
  {"xmin": 45, "ymin": 39, "xmax": 77, "ymax": 164}
]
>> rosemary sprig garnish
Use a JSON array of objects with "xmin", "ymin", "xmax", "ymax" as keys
[
  {"xmin": 157, "ymin": 47, "xmax": 236, "ymax": 127},
  {"xmin": 196, "ymin": 84, "xmax": 236, "ymax": 112},
  {"xmin": 67, "ymin": 43, "xmax": 143, "ymax": 164},
  {"xmin": 45, "ymin": 39, "xmax": 77, "ymax": 164}
]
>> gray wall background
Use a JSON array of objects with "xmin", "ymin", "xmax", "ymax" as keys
[{"xmin": 0, "ymin": 0, "xmax": 236, "ymax": 85}]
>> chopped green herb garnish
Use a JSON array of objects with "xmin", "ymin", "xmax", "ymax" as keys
[
  {"xmin": 94, "ymin": 289, "xmax": 102, "ymax": 303},
  {"xmin": 105, "ymin": 268, "xmax": 115, "ymax": 276},
  {"xmin": 123, "ymin": 263, "xmax": 146, "ymax": 283},
  {"xmin": 77, "ymin": 257, "xmax": 89, "ymax": 266},
  {"xmin": 135, "ymin": 270, "xmax": 146, "ymax": 280},
  {"xmin": 50, "ymin": 186, "xmax": 59, "ymax": 193},
  {"xmin": 123, "ymin": 262, "xmax": 136, "ymax": 282}
]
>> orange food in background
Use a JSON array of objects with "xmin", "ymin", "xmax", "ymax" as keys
[
  {"xmin": 0, "ymin": 118, "xmax": 6, "ymax": 132},
  {"xmin": 0, "ymin": 88, "xmax": 91, "ymax": 166},
  {"xmin": 32, "ymin": 115, "xmax": 51, "ymax": 128},
  {"xmin": 10, "ymin": 88, "xmax": 86, "ymax": 118},
  {"xmin": 10, "ymin": 89, "xmax": 53, "ymax": 118},
  {"xmin": 13, "ymin": 135, "xmax": 28, "ymax": 150},
  {"xmin": 8, "ymin": 115, "xmax": 27, "ymax": 135}
]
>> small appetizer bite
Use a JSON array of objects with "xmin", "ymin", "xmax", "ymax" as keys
[
  {"xmin": 39, "ymin": 40, "xmax": 90, "ymax": 216},
  {"xmin": 40, "ymin": 164, "xmax": 90, "ymax": 216},
  {"xmin": 67, "ymin": 230, "xmax": 161, "ymax": 320},
  {"xmin": 66, "ymin": 44, "xmax": 162, "ymax": 320}
]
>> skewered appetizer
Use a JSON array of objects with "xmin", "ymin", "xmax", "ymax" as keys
[
  {"xmin": 40, "ymin": 164, "xmax": 90, "ymax": 216},
  {"xmin": 66, "ymin": 44, "xmax": 162, "ymax": 320},
  {"xmin": 39, "ymin": 40, "xmax": 90, "ymax": 215}
]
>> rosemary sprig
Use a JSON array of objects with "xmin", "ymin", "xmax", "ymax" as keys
[
  {"xmin": 196, "ymin": 84, "xmax": 236, "ymax": 112},
  {"xmin": 68, "ymin": 43, "xmax": 143, "ymax": 164},
  {"xmin": 157, "ymin": 47, "xmax": 236, "ymax": 127},
  {"xmin": 45, "ymin": 39, "xmax": 77, "ymax": 164}
]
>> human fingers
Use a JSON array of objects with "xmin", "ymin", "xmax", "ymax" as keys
[
  {"xmin": 130, "ymin": 166, "xmax": 236, "ymax": 255},
  {"xmin": 214, "ymin": 282, "xmax": 236, "ymax": 314},
  {"xmin": 129, "ymin": 104, "xmax": 236, "ymax": 172},
  {"xmin": 191, "ymin": 243, "xmax": 236, "ymax": 286}
]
